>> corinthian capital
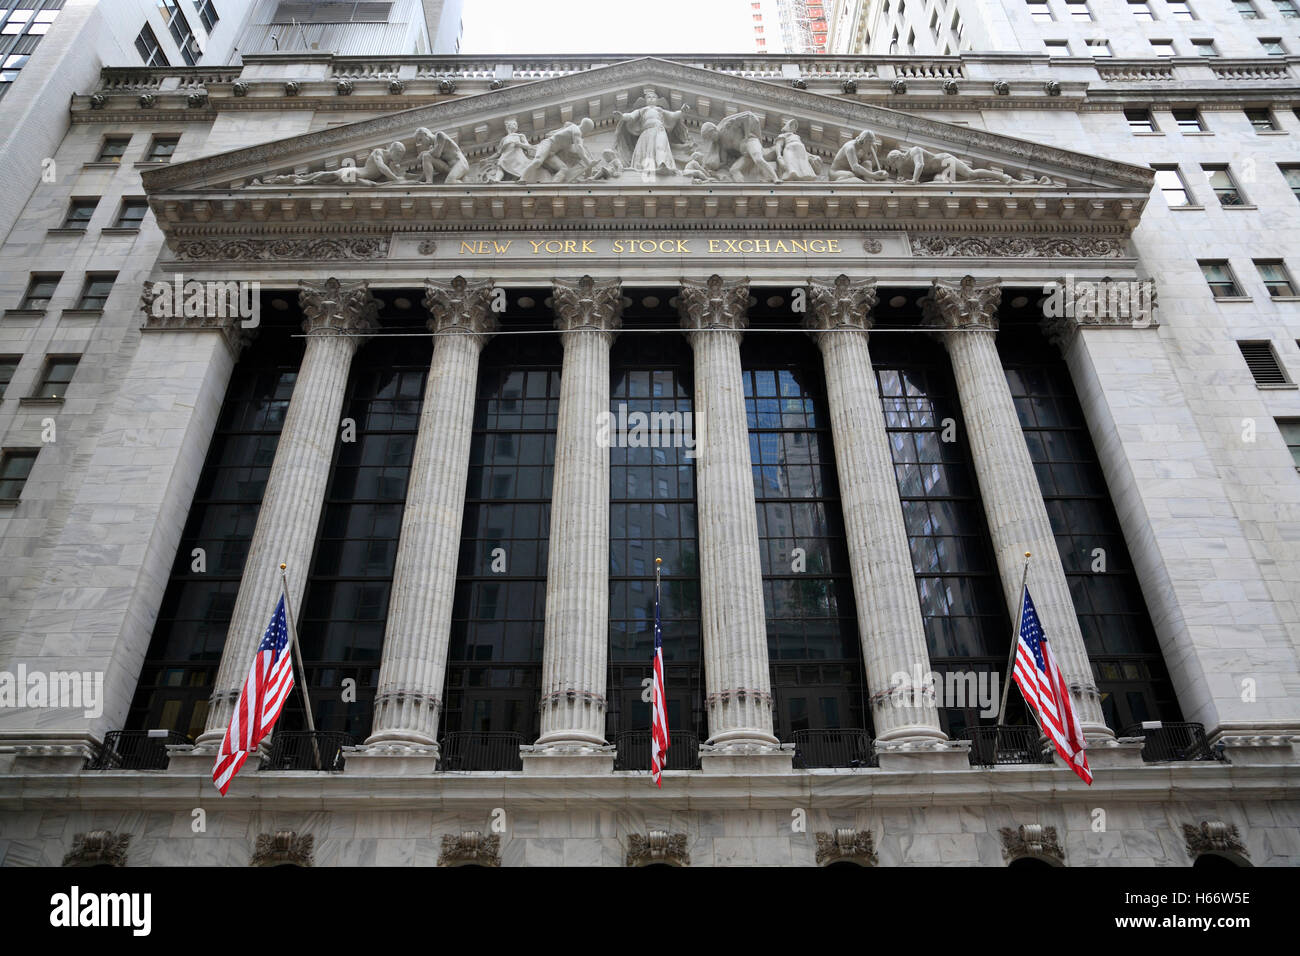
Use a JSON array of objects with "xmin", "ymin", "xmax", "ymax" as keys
[
  {"xmin": 804, "ymin": 274, "xmax": 878, "ymax": 333},
  {"xmin": 423, "ymin": 275, "xmax": 499, "ymax": 338},
  {"xmin": 298, "ymin": 277, "xmax": 381, "ymax": 336},
  {"xmin": 678, "ymin": 275, "xmax": 751, "ymax": 339},
  {"xmin": 922, "ymin": 275, "xmax": 1002, "ymax": 332},
  {"xmin": 551, "ymin": 275, "xmax": 624, "ymax": 334}
]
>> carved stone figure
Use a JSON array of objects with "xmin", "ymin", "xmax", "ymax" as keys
[
  {"xmin": 254, "ymin": 142, "xmax": 408, "ymax": 186},
  {"xmin": 771, "ymin": 118, "xmax": 823, "ymax": 182},
  {"xmin": 413, "ymin": 127, "xmax": 468, "ymax": 184},
  {"xmin": 613, "ymin": 88, "xmax": 692, "ymax": 176},
  {"xmin": 883, "ymin": 145, "xmax": 1020, "ymax": 184},
  {"xmin": 685, "ymin": 111, "xmax": 778, "ymax": 183},
  {"xmin": 519, "ymin": 116, "xmax": 597, "ymax": 183},
  {"xmin": 583, "ymin": 148, "xmax": 623, "ymax": 181},
  {"xmin": 830, "ymin": 129, "xmax": 890, "ymax": 182},
  {"xmin": 481, "ymin": 118, "xmax": 537, "ymax": 182}
]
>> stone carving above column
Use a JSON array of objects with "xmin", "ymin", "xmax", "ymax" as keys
[
  {"xmin": 139, "ymin": 280, "xmax": 254, "ymax": 357},
  {"xmin": 438, "ymin": 830, "xmax": 502, "ymax": 867},
  {"xmin": 1183, "ymin": 821, "xmax": 1249, "ymax": 862},
  {"xmin": 63, "ymin": 830, "xmax": 130, "ymax": 867},
  {"xmin": 999, "ymin": 824, "xmax": 1064, "ymax": 865},
  {"xmin": 678, "ymin": 274, "xmax": 752, "ymax": 339},
  {"xmin": 922, "ymin": 275, "xmax": 1002, "ymax": 332},
  {"xmin": 805, "ymin": 274, "xmax": 878, "ymax": 332},
  {"xmin": 911, "ymin": 235, "xmax": 1126, "ymax": 259},
  {"xmin": 815, "ymin": 828, "xmax": 878, "ymax": 866},
  {"xmin": 627, "ymin": 830, "xmax": 690, "ymax": 867},
  {"xmin": 1040, "ymin": 277, "xmax": 1159, "ymax": 351},
  {"xmin": 423, "ymin": 275, "xmax": 499, "ymax": 338},
  {"xmin": 298, "ymin": 277, "xmax": 381, "ymax": 337},
  {"xmin": 551, "ymin": 274, "xmax": 624, "ymax": 334},
  {"xmin": 251, "ymin": 831, "xmax": 314, "ymax": 867}
]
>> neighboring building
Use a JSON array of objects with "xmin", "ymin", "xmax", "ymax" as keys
[
  {"xmin": 1, "ymin": 33, "xmax": 1299, "ymax": 866},
  {"xmin": 776, "ymin": 0, "xmax": 830, "ymax": 52},
  {"xmin": 234, "ymin": 0, "xmax": 465, "ymax": 56}
]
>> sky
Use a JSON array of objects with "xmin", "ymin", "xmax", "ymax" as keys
[{"xmin": 461, "ymin": 0, "xmax": 759, "ymax": 55}]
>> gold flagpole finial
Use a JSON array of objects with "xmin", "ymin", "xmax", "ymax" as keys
[{"xmin": 1023, "ymin": 552, "xmax": 1031, "ymax": 559}]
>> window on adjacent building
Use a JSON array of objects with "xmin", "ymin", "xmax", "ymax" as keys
[
  {"xmin": 146, "ymin": 135, "xmax": 180, "ymax": 162},
  {"xmin": 194, "ymin": 0, "xmax": 220, "ymax": 32},
  {"xmin": 1065, "ymin": 0, "xmax": 1093, "ymax": 19},
  {"xmin": 1191, "ymin": 38, "xmax": 1217, "ymax": 56},
  {"xmin": 1237, "ymin": 340, "xmax": 1288, "ymax": 384},
  {"xmin": 1150, "ymin": 39, "xmax": 1176, "ymax": 56},
  {"xmin": 20, "ymin": 274, "xmax": 60, "ymax": 310},
  {"xmin": 1203, "ymin": 261, "xmax": 1246, "ymax": 299},
  {"xmin": 1028, "ymin": 0, "xmax": 1054, "ymax": 21},
  {"xmin": 1260, "ymin": 38, "xmax": 1286, "ymax": 55},
  {"xmin": 0, "ymin": 450, "xmax": 38, "ymax": 500},
  {"xmin": 1275, "ymin": 0, "xmax": 1299, "ymax": 16},
  {"xmin": 159, "ymin": 0, "xmax": 199, "ymax": 65},
  {"xmin": 114, "ymin": 198, "xmax": 149, "ymax": 229},
  {"xmin": 96, "ymin": 136, "xmax": 131, "ymax": 163},
  {"xmin": 1167, "ymin": 0, "xmax": 1195, "ymax": 18},
  {"xmin": 76, "ymin": 273, "xmax": 116, "ymax": 311},
  {"xmin": 1046, "ymin": 39, "xmax": 1071, "ymax": 54},
  {"xmin": 1204, "ymin": 165, "xmax": 1246, "ymax": 205},
  {"xmin": 1154, "ymin": 166, "xmax": 1193, "ymax": 205},
  {"xmin": 61, "ymin": 198, "xmax": 97, "ymax": 230},
  {"xmin": 1126, "ymin": 107, "xmax": 1157, "ymax": 131},
  {"xmin": 1277, "ymin": 419, "xmax": 1300, "ymax": 467},
  {"xmin": 135, "ymin": 23, "xmax": 169, "ymax": 67},
  {"xmin": 0, "ymin": 356, "xmax": 18, "ymax": 398},
  {"xmin": 1255, "ymin": 260, "xmax": 1296, "ymax": 297},
  {"xmin": 1087, "ymin": 38, "xmax": 1113, "ymax": 56},
  {"xmin": 1129, "ymin": 0, "xmax": 1155, "ymax": 17},
  {"xmin": 33, "ymin": 356, "xmax": 79, "ymax": 399},
  {"xmin": 1233, "ymin": 0, "xmax": 1260, "ymax": 15},
  {"xmin": 1246, "ymin": 108, "xmax": 1277, "ymax": 131},
  {"xmin": 1280, "ymin": 165, "xmax": 1300, "ymax": 201},
  {"xmin": 1173, "ymin": 108, "xmax": 1205, "ymax": 131}
]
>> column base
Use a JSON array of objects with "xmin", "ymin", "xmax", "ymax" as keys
[
  {"xmin": 342, "ymin": 741, "xmax": 440, "ymax": 775},
  {"xmin": 520, "ymin": 741, "xmax": 615, "ymax": 775},
  {"xmin": 874, "ymin": 738, "xmax": 971, "ymax": 772},
  {"xmin": 1079, "ymin": 735, "xmax": 1146, "ymax": 770},
  {"xmin": 0, "ymin": 734, "xmax": 99, "ymax": 773},
  {"xmin": 698, "ymin": 741, "xmax": 795, "ymax": 774}
]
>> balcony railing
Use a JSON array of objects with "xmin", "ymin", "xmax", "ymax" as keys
[
  {"xmin": 85, "ymin": 730, "xmax": 192, "ymax": 770},
  {"xmin": 261, "ymin": 731, "xmax": 354, "ymax": 772},
  {"xmin": 438, "ymin": 732, "xmax": 524, "ymax": 772},
  {"xmin": 792, "ymin": 729, "xmax": 876, "ymax": 769},
  {"xmin": 613, "ymin": 731, "xmax": 701, "ymax": 771},
  {"xmin": 1124, "ymin": 722, "xmax": 1221, "ymax": 762},
  {"xmin": 963, "ymin": 725, "xmax": 1052, "ymax": 767}
]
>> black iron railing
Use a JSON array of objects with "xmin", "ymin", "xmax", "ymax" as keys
[
  {"xmin": 261, "ymin": 731, "xmax": 354, "ymax": 772},
  {"xmin": 963, "ymin": 725, "xmax": 1052, "ymax": 767},
  {"xmin": 85, "ymin": 730, "xmax": 192, "ymax": 770},
  {"xmin": 792, "ymin": 729, "xmax": 876, "ymax": 769},
  {"xmin": 1124, "ymin": 722, "xmax": 1221, "ymax": 762},
  {"xmin": 613, "ymin": 731, "xmax": 701, "ymax": 771},
  {"xmin": 438, "ymin": 732, "xmax": 524, "ymax": 771}
]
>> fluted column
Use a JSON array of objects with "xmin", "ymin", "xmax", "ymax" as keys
[
  {"xmin": 804, "ymin": 276, "xmax": 946, "ymax": 743},
  {"xmin": 533, "ymin": 276, "xmax": 622, "ymax": 756},
  {"xmin": 196, "ymin": 278, "xmax": 378, "ymax": 747},
  {"xmin": 360, "ymin": 278, "xmax": 496, "ymax": 764},
  {"xmin": 679, "ymin": 275, "xmax": 780, "ymax": 754},
  {"xmin": 924, "ymin": 276, "xmax": 1109, "ymax": 737}
]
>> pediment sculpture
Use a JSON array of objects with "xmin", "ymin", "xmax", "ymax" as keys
[{"xmin": 244, "ymin": 95, "xmax": 1067, "ymax": 188}]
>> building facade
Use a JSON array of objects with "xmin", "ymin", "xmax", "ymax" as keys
[{"xmin": 0, "ymin": 40, "xmax": 1298, "ymax": 867}]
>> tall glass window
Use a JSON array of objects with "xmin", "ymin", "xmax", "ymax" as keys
[
  {"xmin": 743, "ymin": 333, "xmax": 867, "ymax": 740},
  {"xmin": 607, "ymin": 331, "xmax": 703, "ymax": 741},
  {"xmin": 287, "ymin": 336, "xmax": 430, "ymax": 739},
  {"xmin": 127, "ymin": 325, "xmax": 301, "ymax": 738},
  {"xmin": 872, "ymin": 334, "xmax": 1016, "ymax": 736},
  {"xmin": 442, "ymin": 334, "xmax": 560, "ymax": 740},
  {"xmin": 998, "ymin": 321, "xmax": 1181, "ymax": 731}
]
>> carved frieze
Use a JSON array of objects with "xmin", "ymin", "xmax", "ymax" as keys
[
  {"xmin": 627, "ymin": 830, "xmax": 690, "ymax": 866},
  {"xmin": 999, "ymin": 824, "xmax": 1064, "ymax": 864},
  {"xmin": 910, "ymin": 235, "xmax": 1126, "ymax": 258},
  {"xmin": 438, "ymin": 830, "xmax": 502, "ymax": 866},
  {"xmin": 815, "ymin": 828, "xmax": 878, "ymax": 866},
  {"xmin": 251, "ymin": 831, "xmax": 314, "ymax": 866},
  {"xmin": 1183, "ymin": 821, "xmax": 1249, "ymax": 861},
  {"xmin": 172, "ymin": 236, "xmax": 390, "ymax": 261},
  {"xmin": 64, "ymin": 830, "xmax": 130, "ymax": 867}
]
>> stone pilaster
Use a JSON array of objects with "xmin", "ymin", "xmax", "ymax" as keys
[
  {"xmin": 923, "ymin": 276, "xmax": 1109, "ymax": 738},
  {"xmin": 184, "ymin": 278, "xmax": 378, "ymax": 760},
  {"xmin": 804, "ymin": 276, "xmax": 948, "ymax": 748},
  {"xmin": 679, "ymin": 275, "xmax": 788, "ymax": 771},
  {"xmin": 348, "ymin": 277, "xmax": 496, "ymax": 775},
  {"xmin": 524, "ymin": 276, "xmax": 622, "ymax": 775}
]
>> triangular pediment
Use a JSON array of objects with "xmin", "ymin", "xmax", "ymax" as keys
[{"xmin": 144, "ymin": 57, "xmax": 1152, "ymax": 199}]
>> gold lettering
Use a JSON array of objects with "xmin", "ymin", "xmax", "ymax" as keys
[
  {"xmin": 582, "ymin": 240, "xmax": 595, "ymax": 254},
  {"xmin": 709, "ymin": 240, "xmax": 722, "ymax": 253},
  {"xmin": 460, "ymin": 241, "xmax": 477, "ymax": 255},
  {"xmin": 563, "ymin": 240, "xmax": 577, "ymax": 254},
  {"xmin": 790, "ymin": 239, "xmax": 808, "ymax": 253},
  {"xmin": 529, "ymin": 240, "xmax": 544, "ymax": 254},
  {"xmin": 756, "ymin": 239, "xmax": 771, "ymax": 253},
  {"xmin": 612, "ymin": 239, "xmax": 624, "ymax": 254},
  {"xmin": 676, "ymin": 239, "xmax": 690, "ymax": 253},
  {"xmin": 774, "ymin": 240, "xmax": 789, "ymax": 253},
  {"xmin": 808, "ymin": 239, "xmax": 827, "ymax": 253},
  {"xmin": 544, "ymin": 240, "xmax": 563, "ymax": 254},
  {"xmin": 493, "ymin": 240, "xmax": 512, "ymax": 254},
  {"xmin": 827, "ymin": 239, "xmax": 841, "ymax": 253}
]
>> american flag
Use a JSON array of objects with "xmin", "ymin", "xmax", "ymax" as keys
[
  {"xmin": 650, "ymin": 568, "xmax": 669, "ymax": 787},
  {"xmin": 1012, "ymin": 587, "xmax": 1092, "ymax": 785},
  {"xmin": 213, "ymin": 596, "xmax": 296, "ymax": 795}
]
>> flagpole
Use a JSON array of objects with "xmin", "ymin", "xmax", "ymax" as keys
[
  {"xmin": 279, "ymin": 563, "xmax": 321, "ymax": 771},
  {"xmin": 994, "ymin": 552, "xmax": 1034, "ymax": 762}
]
